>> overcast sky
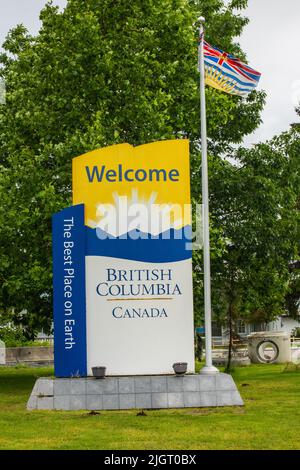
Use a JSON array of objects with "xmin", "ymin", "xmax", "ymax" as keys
[{"xmin": 0, "ymin": 0, "xmax": 299, "ymax": 145}]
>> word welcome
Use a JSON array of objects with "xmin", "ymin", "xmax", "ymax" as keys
[{"xmin": 85, "ymin": 164, "xmax": 180, "ymax": 183}]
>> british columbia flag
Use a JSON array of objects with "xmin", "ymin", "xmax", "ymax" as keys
[{"xmin": 200, "ymin": 36, "xmax": 261, "ymax": 97}]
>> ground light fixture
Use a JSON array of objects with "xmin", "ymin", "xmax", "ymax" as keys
[
  {"xmin": 172, "ymin": 362, "xmax": 188, "ymax": 375},
  {"xmin": 91, "ymin": 366, "xmax": 106, "ymax": 379}
]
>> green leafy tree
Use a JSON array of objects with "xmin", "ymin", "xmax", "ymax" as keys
[
  {"xmin": 0, "ymin": 0, "xmax": 264, "ymax": 333},
  {"xmin": 207, "ymin": 128, "xmax": 300, "ymax": 369}
]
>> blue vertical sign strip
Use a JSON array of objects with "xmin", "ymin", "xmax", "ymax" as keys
[{"xmin": 52, "ymin": 204, "xmax": 87, "ymax": 377}]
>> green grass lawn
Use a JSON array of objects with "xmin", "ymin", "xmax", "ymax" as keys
[{"xmin": 0, "ymin": 364, "xmax": 299, "ymax": 450}]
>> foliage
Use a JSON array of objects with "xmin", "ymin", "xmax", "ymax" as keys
[
  {"xmin": 0, "ymin": 310, "xmax": 40, "ymax": 345},
  {"xmin": 0, "ymin": 0, "xmax": 266, "ymax": 332},
  {"xmin": 193, "ymin": 127, "xmax": 300, "ymax": 345},
  {"xmin": 197, "ymin": 127, "xmax": 299, "ymax": 370},
  {"xmin": 291, "ymin": 327, "xmax": 300, "ymax": 338},
  {"xmin": 0, "ymin": 327, "xmax": 50, "ymax": 347},
  {"xmin": 0, "ymin": 326, "xmax": 29, "ymax": 347}
]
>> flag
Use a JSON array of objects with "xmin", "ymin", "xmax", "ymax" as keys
[{"xmin": 199, "ymin": 36, "xmax": 261, "ymax": 97}]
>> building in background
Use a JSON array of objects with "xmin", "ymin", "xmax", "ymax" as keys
[{"xmin": 212, "ymin": 315, "xmax": 300, "ymax": 346}]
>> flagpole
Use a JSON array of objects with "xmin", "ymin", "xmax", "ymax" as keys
[{"xmin": 198, "ymin": 17, "xmax": 219, "ymax": 375}]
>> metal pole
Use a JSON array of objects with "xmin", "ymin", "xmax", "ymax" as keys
[{"xmin": 198, "ymin": 17, "xmax": 219, "ymax": 375}]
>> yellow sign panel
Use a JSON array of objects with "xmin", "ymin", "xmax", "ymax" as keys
[{"xmin": 72, "ymin": 140, "xmax": 191, "ymax": 230}]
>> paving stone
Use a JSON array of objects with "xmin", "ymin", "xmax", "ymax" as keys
[
  {"xmin": 102, "ymin": 378, "xmax": 118, "ymax": 395},
  {"xmin": 217, "ymin": 391, "xmax": 243, "ymax": 407},
  {"xmin": 103, "ymin": 394, "xmax": 119, "ymax": 410},
  {"xmin": 231, "ymin": 391, "xmax": 244, "ymax": 406},
  {"xmin": 200, "ymin": 392, "xmax": 217, "ymax": 407},
  {"xmin": 70, "ymin": 395, "xmax": 87, "ymax": 410},
  {"xmin": 119, "ymin": 394, "xmax": 136, "ymax": 410},
  {"xmin": 199, "ymin": 375, "xmax": 216, "ymax": 391},
  {"xmin": 168, "ymin": 392, "xmax": 184, "ymax": 408},
  {"xmin": 216, "ymin": 373, "xmax": 235, "ymax": 391},
  {"xmin": 183, "ymin": 391, "xmax": 201, "ymax": 407},
  {"xmin": 54, "ymin": 395, "xmax": 70, "ymax": 410},
  {"xmin": 151, "ymin": 393, "xmax": 168, "ymax": 409},
  {"xmin": 32, "ymin": 378, "xmax": 53, "ymax": 396},
  {"xmin": 37, "ymin": 396, "xmax": 54, "ymax": 410},
  {"xmin": 86, "ymin": 395, "xmax": 103, "ymax": 411},
  {"xmin": 27, "ymin": 395, "xmax": 38, "ymax": 410},
  {"xmin": 134, "ymin": 376, "xmax": 151, "ymax": 393},
  {"xmin": 183, "ymin": 375, "xmax": 200, "ymax": 392},
  {"xmin": 135, "ymin": 393, "xmax": 152, "ymax": 409},
  {"xmin": 118, "ymin": 377, "xmax": 135, "ymax": 394},
  {"xmin": 40, "ymin": 379, "xmax": 54, "ymax": 396},
  {"xmin": 167, "ymin": 376, "xmax": 184, "ymax": 392},
  {"xmin": 54, "ymin": 379, "xmax": 71, "ymax": 396},
  {"xmin": 86, "ymin": 379, "xmax": 105, "ymax": 395},
  {"xmin": 31, "ymin": 380, "xmax": 40, "ymax": 396},
  {"xmin": 217, "ymin": 391, "xmax": 233, "ymax": 406},
  {"xmin": 28, "ymin": 374, "xmax": 243, "ymax": 411},
  {"xmin": 151, "ymin": 376, "xmax": 167, "ymax": 393},
  {"xmin": 70, "ymin": 379, "xmax": 86, "ymax": 395}
]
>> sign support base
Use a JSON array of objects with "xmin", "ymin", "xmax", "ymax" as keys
[{"xmin": 27, "ymin": 373, "xmax": 243, "ymax": 410}]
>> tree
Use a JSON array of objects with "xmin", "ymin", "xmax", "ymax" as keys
[
  {"xmin": 207, "ymin": 128, "xmax": 300, "ymax": 370},
  {"xmin": 0, "ymin": 0, "xmax": 264, "ymax": 333}
]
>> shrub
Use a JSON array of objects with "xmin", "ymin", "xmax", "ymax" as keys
[{"xmin": 0, "ymin": 326, "xmax": 32, "ymax": 347}]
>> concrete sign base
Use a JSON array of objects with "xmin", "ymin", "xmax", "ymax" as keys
[{"xmin": 27, "ymin": 373, "xmax": 243, "ymax": 411}]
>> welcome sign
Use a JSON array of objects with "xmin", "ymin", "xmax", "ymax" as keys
[{"xmin": 53, "ymin": 140, "xmax": 195, "ymax": 376}]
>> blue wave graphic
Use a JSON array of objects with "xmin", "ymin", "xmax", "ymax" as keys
[{"xmin": 85, "ymin": 226, "xmax": 192, "ymax": 262}]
